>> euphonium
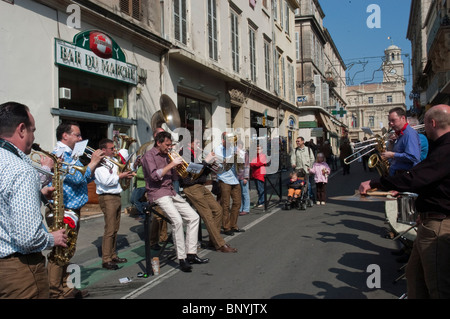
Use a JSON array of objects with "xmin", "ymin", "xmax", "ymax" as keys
[
  {"xmin": 32, "ymin": 144, "xmax": 79, "ymax": 266},
  {"xmin": 168, "ymin": 150, "xmax": 204, "ymax": 180},
  {"xmin": 367, "ymin": 134, "xmax": 390, "ymax": 177}
]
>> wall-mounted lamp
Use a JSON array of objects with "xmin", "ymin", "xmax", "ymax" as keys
[
  {"xmin": 178, "ymin": 77, "xmax": 184, "ymax": 84},
  {"xmin": 310, "ymin": 83, "xmax": 316, "ymax": 94}
]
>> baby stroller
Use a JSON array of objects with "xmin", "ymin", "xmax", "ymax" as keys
[{"xmin": 283, "ymin": 169, "xmax": 309, "ymax": 210}]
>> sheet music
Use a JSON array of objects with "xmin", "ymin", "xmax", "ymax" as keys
[
  {"xmin": 186, "ymin": 162, "xmax": 204, "ymax": 174},
  {"xmin": 73, "ymin": 140, "xmax": 88, "ymax": 158}
]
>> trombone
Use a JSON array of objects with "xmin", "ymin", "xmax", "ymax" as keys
[
  {"xmin": 30, "ymin": 145, "xmax": 87, "ymax": 176},
  {"xmin": 343, "ymin": 138, "xmax": 378, "ymax": 165}
]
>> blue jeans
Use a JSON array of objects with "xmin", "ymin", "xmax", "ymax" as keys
[
  {"xmin": 239, "ymin": 180, "xmax": 250, "ymax": 212},
  {"xmin": 254, "ymin": 179, "xmax": 265, "ymax": 205},
  {"xmin": 130, "ymin": 187, "xmax": 147, "ymax": 217}
]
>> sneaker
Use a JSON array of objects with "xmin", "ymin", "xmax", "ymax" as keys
[
  {"xmin": 321, "ymin": 201, "xmax": 326, "ymax": 205},
  {"xmin": 316, "ymin": 202, "xmax": 321, "ymax": 205},
  {"xmin": 239, "ymin": 211, "xmax": 249, "ymax": 216}
]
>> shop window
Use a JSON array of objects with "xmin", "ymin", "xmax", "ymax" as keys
[
  {"xmin": 177, "ymin": 95, "xmax": 212, "ymax": 140},
  {"xmin": 58, "ymin": 67, "xmax": 129, "ymax": 118}
]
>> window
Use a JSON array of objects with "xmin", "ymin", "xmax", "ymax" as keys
[
  {"xmin": 177, "ymin": 95, "xmax": 212, "ymax": 137},
  {"xmin": 369, "ymin": 116, "xmax": 375, "ymax": 128},
  {"xmin": 273, "ymin": 49, "xmax": 280, "ymax": 94},
  {"xmin": 58, "ymin": 67, "xmax": 128, "ymax": 118},
  {"xmin": 284, "ymin": 1, "xmax": 290, "ymax": 35},
  {"xmin": 174, "ymin": 0, "xmax": 187, "ymax": 45},
  {"xmin": 264, "ymin": 40, "xmax": 271, "ymax": 90},
  {"xmin": 231, "ymin": 10, "xmax": 240, "ymax": 73},
  {"xmin": 387, "ymin": 95, "xmax": 393, "ymax": 103},
  {"xmin": 249, "ymin": 27, "xmax": 256, "ymax": 82},
  {"xmin": 368, "ymin": 96, "xmax": 374, "ymax": 104},
  {"xmin": 295, "ymin": 32, "xmax": 300, "ymax": 60},
  {"xmin": 208, "ymin": 0, "xmax": 218, "ymax": 61},
  {"xmin": 120, "ymin": 0, "xmax": 141, "ymax": 20}
]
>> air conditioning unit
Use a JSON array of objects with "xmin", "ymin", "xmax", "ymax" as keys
[
  {"xmin": 114, "ymin": 99, "xmax": 124, "ymax": 109},
  {"xmin": 59, "ymin": 87, "xmax": 71, "ymax": 100}
]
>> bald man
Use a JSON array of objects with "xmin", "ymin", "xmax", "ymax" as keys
[{"xmin": 360, "ymin": 104, "xmax": 450, "ymax": 299}]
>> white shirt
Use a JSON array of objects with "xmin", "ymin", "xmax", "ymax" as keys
[{"xmin": 94, "ymin": 158, "xmax": 122, "ymax": 194}]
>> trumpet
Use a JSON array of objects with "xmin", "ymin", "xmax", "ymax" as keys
[{"xmin": 84, "ymin": 146, "xmax": 125, "ymax": 171}]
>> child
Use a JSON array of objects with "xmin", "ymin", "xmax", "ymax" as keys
[
  {"xmin": 308, "ymin": 152, "xmax": 331, "ymax": 205},
  {"xmin": 287, "ymin": 170, "xmax": 306, "ymax": 203}
]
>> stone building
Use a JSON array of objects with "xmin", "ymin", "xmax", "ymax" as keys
[
  {"xmin": 407, "ymin": 0, "xmax": 450, "ymax": 114},
  {"xmin": 346, "ymin": 45, "xmax": 407, "ymax": 142}
]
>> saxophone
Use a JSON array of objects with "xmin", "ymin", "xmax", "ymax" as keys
[
  {"xmin": 32, "ymin": 144, "xmax": 79, "ymax": 266},
  {"xmin": 367, "ymin": 134, "xmax": 390, "ymax": 177}
]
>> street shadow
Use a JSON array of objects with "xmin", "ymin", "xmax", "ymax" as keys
[{"xmin": 91, "ymin": 234, "xmax": 132, "ymax": 258}]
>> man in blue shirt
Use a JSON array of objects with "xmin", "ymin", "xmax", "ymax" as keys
[
  {"xmin": 215, "ymin": 132, "xmax": 245, "ymax": 236},
  {"xmin": 47, "ymin": 121, "xmax": 104, "ymax": 299},
  {"xmin": 382, "ymin": 107, "xmax": 421, "ymax": 176}
]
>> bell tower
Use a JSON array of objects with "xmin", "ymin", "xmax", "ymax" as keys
[{"xmin": 382, "ymin": 44, "xmax": 405, "ymax": 83}]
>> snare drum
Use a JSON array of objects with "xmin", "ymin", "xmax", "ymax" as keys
[{"xmin": 396, "ymin": 192, "xmax": 419, "ymax": 225}]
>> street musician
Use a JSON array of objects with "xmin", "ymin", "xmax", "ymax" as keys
[
  {"xmin": 180, "ymin": 138, "xmax": 237, "ymax": 253},
  {"xmin": 360, "ymin": 104, "xmax": 450, "ymax": 299}
]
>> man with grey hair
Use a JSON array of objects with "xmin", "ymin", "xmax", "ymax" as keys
[{"xmin": 360, "ymin": 104, "xmax": 450, "ymax": 298}]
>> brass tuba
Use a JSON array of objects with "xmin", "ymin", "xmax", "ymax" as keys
[
  {"xmin": 32, "ymin": 143, "xmax": 79, "ymax": 266},
  {"xmin": 367, "ymin": 134, "xmax": 390, "ymax": 177}
]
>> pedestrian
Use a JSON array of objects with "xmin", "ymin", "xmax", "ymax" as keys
[
  {"xmin": 308, "ymin": 152, "xmax": 331, "ymax": 205},
  {"xmin": 339, "ymin": 132, "xmax": 352, "ymax": 175},
  {"xmin": 250, "ymin": 144, "xmax": 267, "ymax": 208},
  {"xmin": 0, "ymin": 101, "xmax": 67, "ymax": 299},
  {"xmin": 321, "ymin": 140, "xmax": 333, "ymax": 170},
  {"xmin": 94, "ymin": 139, "xmax": 134, "ymax": 270},
  {"xmin": 236, "ymin": 140, "xmax": 250, "ymax": 215},
  {"xmin": 359, "ymin": 104, "xmax": 450, "ymax": 299},
  {"xmin": 290, "ymin": 136, "xmax": 315, "ymax": 204}
]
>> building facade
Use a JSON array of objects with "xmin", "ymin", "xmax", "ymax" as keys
[
  {"xmin": 407, "ymin": 0, "xmax": 450, "ymax": 115},
  {"xmin": 346, "ymin": 45, "xmax": 407, "ymax": 142},
  {"xmin": 294, "ymin": 0, "xmax": 347, "ymax": 156}
]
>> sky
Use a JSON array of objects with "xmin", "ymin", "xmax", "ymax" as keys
[{"xmin": 319, "ymin": 0, "xmax": 413, "ymax": 108}]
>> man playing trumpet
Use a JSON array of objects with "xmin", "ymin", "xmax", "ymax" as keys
[
  {"xmin": 141, "ymin": 131, "xmax": 209, "ymax": 272},
  {"xmin": 95, "ymin": 139, "xmax": 135, "ymax": 270}
]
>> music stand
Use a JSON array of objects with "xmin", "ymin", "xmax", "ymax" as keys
[{"xmin": 142, "ymin": 202, "xmax": 173, "ymax": 277}]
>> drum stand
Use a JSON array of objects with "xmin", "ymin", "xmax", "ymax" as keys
[{"xmin": 142, "ymin": 202, "xmax": 173, "ymax": 277}]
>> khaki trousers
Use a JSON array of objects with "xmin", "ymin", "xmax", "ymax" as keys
[
  {"xmin": 99, "ymin": 194, "xmax": 122, "ymax": 263},
  {"xmin": 219, "ymin": 181, "xmax": 241, "ymax": 231},
  {"xmin": 46, "ymin": 208, "xmax": 81, "ymax": 299},
  {"xmin": 0, "ymin": 252, "xmax": 48, "ymax": 299},
  {"xmin": 406, "ymin": 218, "xmax": 450, "ymax": 298},
  {"xmin": 154, "ymin": 194, "xmax": 200, "ymax": 260},
  {"xmin": 183, "ymin": 184, "xmax": 226, "ymax": 249}
]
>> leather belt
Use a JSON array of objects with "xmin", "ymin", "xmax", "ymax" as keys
[
  {"xmin": 420, "ymin": 212, "xmax": 450, "ymax": 220},
  {"xmin": 1, "ymin": 252, "xmax": 41, "ymax": 259},
  {"xmin": 99, "ymin": 193, "xmax": 120, "ymax": 196}
]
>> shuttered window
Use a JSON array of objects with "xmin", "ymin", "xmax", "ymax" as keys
[
  {"xmin": 208, "ymin": 0, "xmax": 218, "ymax": 61},
  {"xmin": 174, "ymin": 0, "xmax": 187, "ymax": 45},
  {"xmin": 231, "ymin": 10, "xmax": 239, "ymax": 73},
  {"xmin": 119, "ymin": 0, "xmax": 141, "ymax": 21}
]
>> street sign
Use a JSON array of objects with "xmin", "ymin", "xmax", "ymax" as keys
[{"xmin": 297, "ymin": 95, "xmax": 307, "ymax": 103}]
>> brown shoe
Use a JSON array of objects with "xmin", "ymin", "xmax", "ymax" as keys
[
  {"xmin": 112, "ymin": 257, "xmax": 128, "ymax": 263},
  {"xmin": 64, "ymin": 289, "xmax": 90, "ymax": 299},
  {"xmin": 102, "ymin": 261, "xmax": 119, "ymax": 270},
  {"xmin": 217, "ymin": 244, "xmax": 237, "ymax": 253}
]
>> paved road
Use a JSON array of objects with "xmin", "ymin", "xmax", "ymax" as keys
[{"xmin": 69, "ymin": 161, "xmax": 408, "ymax": 301}]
